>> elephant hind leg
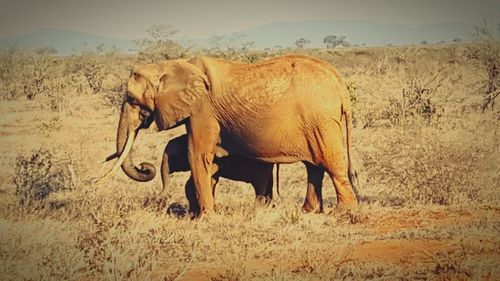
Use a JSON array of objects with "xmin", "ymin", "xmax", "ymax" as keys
[
  {"xmin": 328, "ymin": 169, "xmax": 357, "ymax": 209},
  {"xmin": 325, "ymin": 151, "xmax": 358, "ymax": 208},
  {"xmin": 302, "ymin": 162, "xmax": 324, "ymax": 213},
  {"xmin": 312, "ymin": 124, "xmax": 358, "ymax": 209}
]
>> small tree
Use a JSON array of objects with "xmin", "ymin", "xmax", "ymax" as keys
[
  {"xmin": 323, "ymin": 35, "xmax": 349, "ymax": 48},
  {"xmin": 146, "ymin": 24, "xmax": 179, "ymax": 41},
  {"xmin": 23, "ymin": 47, "xmax": 56, "ymax": 100},
  {"xmin": 135, "ymin": 24, "xmax": 188, "ymax": 63},
  {"xmin": 295, "ymin": 38, "xmax": 310, "ymax": 49},
  {"xmin": 453, "ymin": 37, "xmax": 462, "ymax": 43}
]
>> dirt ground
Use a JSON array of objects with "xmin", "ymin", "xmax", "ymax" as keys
[{"xmin": 0, "ymin": 45, "xmax": 499, "ymax": 280}]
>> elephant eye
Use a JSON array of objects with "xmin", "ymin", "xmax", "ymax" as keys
[{"xmin": 127, "ymin": 96, "xmax": 139, "ymax": 105}]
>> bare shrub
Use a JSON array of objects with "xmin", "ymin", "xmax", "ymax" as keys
[
  {"xmin": 383, "ymin": 78, "xmax": 441, "ymax": 125},
  {"xmin": 0, "ymin": 47, "xmax": 57, "ymax": 100},
  {"xmin": 0, "ymin": 46, "xmax": 19, "ymax": 79},
  {"xmin": 13, "ymin": 149, "xmax": 73, "ymax": 205},
  {"xmin": 24, "ymin": 47, "xmax": 58, "ymax": 100},
  {"xmin": 67, "ymin": 51, "xmax": 107, "ymax": 94},
  {"xmin": 345, "ymin": 81, "xmax": 360, "ymax": 127},
  {"xmin": 467, "ymin": 21, "xmax": 500, "ymax": 111},
  {"xmin": 0, "ymin": 46, "xmax": 25, "ymax": 99},
  {"xmin": 0, "ymin": 46, "xmax": 99, "ymax": 103}
]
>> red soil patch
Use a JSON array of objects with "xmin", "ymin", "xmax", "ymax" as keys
[
  {"xmin": 367, "ymin": 207, "xmax": 499, "ymax": 234},
  {"xmin": 175, "ymin": 240, "xmax": 455, "ymax": 280},
  {"xmin": 175, "ymin": 208, "xmax": 499, "ymax": 280},
  {"xmin": 350, "ymin": 239, "xmax": 451, "ymax": 263}
]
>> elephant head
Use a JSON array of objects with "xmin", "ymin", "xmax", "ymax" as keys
[{"xmin": 102, "ymin": 59, "xmax": 211, "ymax": 182}]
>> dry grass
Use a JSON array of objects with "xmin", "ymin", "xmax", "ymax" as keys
[{"xmin": 0, "ymin": 44, "xmax": 499, "ymax": 280}]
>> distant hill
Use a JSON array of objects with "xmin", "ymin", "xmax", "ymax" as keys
[
  {"xmin": 0, "ymin": 28, "xmax": 136, "ymax": 55},
  {"xmin": 236, "ymin": 20, "xmax": 475, "ymax": 48},
  {"xmin": 0, "ymin": 20, "xmax": 476, "ymax": 55}
]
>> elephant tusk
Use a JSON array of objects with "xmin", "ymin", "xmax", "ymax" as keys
[{"xmin": 98, "ymin": 130, "xmax": 136, "ymax": 182}]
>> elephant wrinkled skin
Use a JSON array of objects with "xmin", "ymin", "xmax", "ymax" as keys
[{"xmin": 107, "ymin": 55, "xmax": 358, "ymax": 215}]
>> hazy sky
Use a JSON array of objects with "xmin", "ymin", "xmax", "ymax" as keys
[{"xmin": 0, "ymin": 0, "xmax": 498, "ymax": 39}]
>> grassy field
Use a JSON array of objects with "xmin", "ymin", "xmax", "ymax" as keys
[{"xmin": 0, "ymin": 43, "xmax": 499, "ymax": 280}]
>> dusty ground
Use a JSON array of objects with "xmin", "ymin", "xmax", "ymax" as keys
[{"xmin": 0, "ymin": 44, "xmax": 499, "ymax": 280}]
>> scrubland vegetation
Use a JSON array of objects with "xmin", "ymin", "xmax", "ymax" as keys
[{"xmin": 0, "ymin": 26, "xmax": 499, "ymax": 280}]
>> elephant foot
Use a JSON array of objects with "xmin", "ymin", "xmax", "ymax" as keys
[
  {"xmin": 253, "ymin": 198, "xmax": 274, "ymax": 213},
  {"xmin": 330, "ymin": 206, "xmax": 367, "ymax": 224},
  {"xmin": 201, "ymin": 207, "xmax": 216, "ymax": 216},
  {"xmin": 330, "ymin": 201, "xmax": 359, "ymax": 217},
  {"xmin": 188, "ymin": 205, "xmax": 200, "ymax": 218},
  {"xmin": 255, "ymin": 195, "xmax": 272, "ymax": 206},
  {"xmin": 190, "ymin": 208, "xmax": 216, "ymax": 220},
  {"xmin": 301, "ymin": 202, "xmax": 322, "ymax": 214},
  {"xmin": 189, "ymin": 203, "xmax": 217, "ymax": 218},
  {"xmin": 336, "ymin": 199, "xmax": 358, "ymax": 211}
]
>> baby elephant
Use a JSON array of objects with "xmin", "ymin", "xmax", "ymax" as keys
[{"xmin": 157, "ymin": 134, "xmax": 276, "ymax": 211}]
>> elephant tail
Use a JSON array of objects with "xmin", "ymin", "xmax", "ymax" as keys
[
  {"xmin": 275, "ymin": 164, "xmax": 280, "ymax": 196},
  {"xmin": 342, "ymin": 88, "xmax": 359, "ymax": 193}
]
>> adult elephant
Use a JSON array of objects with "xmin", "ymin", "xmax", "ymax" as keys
[{"xmin": 103, "ymin": 55, "xmax": 357, "ymax": 215}]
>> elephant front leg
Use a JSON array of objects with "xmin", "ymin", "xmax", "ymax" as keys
[
  {"xmin": 187, "ymin": 117, "xmax": 220, "ymax": 216},
  {"xmin": 188, "ymin": 150, "xmax": 216, "ymax": 215}
]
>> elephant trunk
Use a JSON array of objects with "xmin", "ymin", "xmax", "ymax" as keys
[{"xmin": 114, "ymin": 111, "xmax": 156, "ymax": 182}]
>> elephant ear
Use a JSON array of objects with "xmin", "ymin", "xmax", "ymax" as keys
[
  {"xmin": 154, "ymin": 62, "xmax": 210, "ymax": 130},
  {"xmin": 131, "ymin": 64, "xmax": 170, "ymax": 110}
]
